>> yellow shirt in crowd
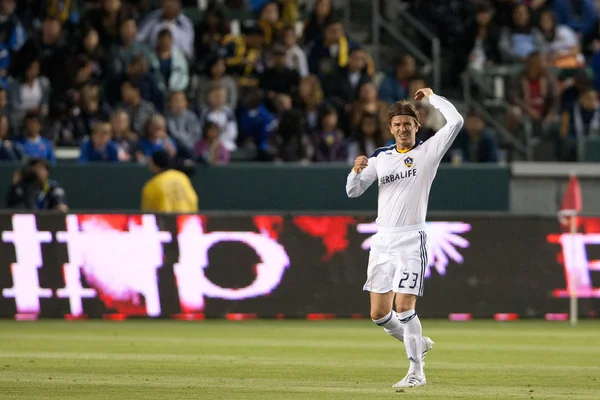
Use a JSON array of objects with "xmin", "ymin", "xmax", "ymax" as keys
[{"xmin": 141, "ymin": 169, "xmax": 198, "ymax": 213}]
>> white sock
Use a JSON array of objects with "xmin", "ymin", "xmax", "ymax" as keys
[
  {"xmin": 372, "ymin": 311, "xmax": 404, "ymax": 342},
  {"xmin": 398, "ymin": 310, "xmax": 423, "ymax": 373}
]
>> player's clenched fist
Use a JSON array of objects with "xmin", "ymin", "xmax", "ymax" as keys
[
  {"xmin": 353, "ymin": 156, "xmax": 369, "ymax": 173},
  {"xmin": 414, "ymin": 88, "xmax": 434, "ymax": 101}
]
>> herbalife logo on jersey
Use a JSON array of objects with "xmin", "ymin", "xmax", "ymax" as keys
[{"xmin": 379, "ymin": 168, "xmax": 417, "ymax": 185}]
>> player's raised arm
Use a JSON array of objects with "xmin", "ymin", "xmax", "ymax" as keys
[
  {"xmin": 346, "ymin": 155, "xmax": 378, "ymax": 198},
  {"xmin": 415, "ymin": 88, "xmax": 464, "ymax": 161}
]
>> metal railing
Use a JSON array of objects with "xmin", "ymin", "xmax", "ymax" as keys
[
  {"xmin": 462, "ymin": 66, "xmax": 531, "ymax": 159},
  {"xmin": 370, "ymin": 0, "xmax": 441, "ymax": 92}
]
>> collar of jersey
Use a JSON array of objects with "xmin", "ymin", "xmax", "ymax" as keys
[{"xmin": 395, "ymin": 141, "xmax": 421, "ymax": 154}]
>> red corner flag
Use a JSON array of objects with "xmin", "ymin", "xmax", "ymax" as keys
[
  {"xmin": 558, "ymin": 174, "xmax": 582, "ymax": 229},
  {"xmin": 560, "ymin": 175, "xmax": 582, "ymax": 213}
]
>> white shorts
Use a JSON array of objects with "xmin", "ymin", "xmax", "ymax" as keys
[{"xmin": 363, "ymin": 224, "xmax": 429, "ymax": 296}]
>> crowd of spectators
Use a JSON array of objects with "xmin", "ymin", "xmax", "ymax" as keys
[
  {"xmin": 410, "ymin": 0, "xmax": 600, "ymax": 161},
  {"xmin": 2, "ymin": 0, "xmax": 600, "ymax": 165}
]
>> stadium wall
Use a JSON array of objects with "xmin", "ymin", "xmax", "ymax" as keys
[
  {"xmin": 0, "ymin": 164, "xmax": 510, "ymax": 212},
  {"xmin": 1, "ymin": 212, "xmax": 598, "ymax": 320}
]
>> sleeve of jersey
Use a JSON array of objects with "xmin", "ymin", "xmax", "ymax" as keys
[
  {"xmin": 426, "ymin": 94, "xmax": 464, "ymax": 161},
  {"xmin": 346, "ymin": 156, "xmax": 378, "ymax": 198}
]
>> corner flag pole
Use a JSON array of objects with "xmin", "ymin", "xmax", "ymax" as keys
[
  {"xmin": 569, "ymin": 210, "xmax": 578, "ymax": 327},
  {"xmin": 558, "ymin": 172, "xmax": 582, "ymax": 327}
]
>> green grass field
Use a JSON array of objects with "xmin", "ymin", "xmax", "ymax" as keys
[{"xmin": 0, "ymin": 320, "xmax": 599, "ymax": 399}]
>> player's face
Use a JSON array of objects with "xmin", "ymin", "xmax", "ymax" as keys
[{"xmin": 389, "ymin": 115, "xmax": 418, "ymax": 149}]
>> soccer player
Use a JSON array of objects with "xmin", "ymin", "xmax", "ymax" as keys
[{"xmin": 346, "ymin": 88, "xmax": 464, "ymax": 388}]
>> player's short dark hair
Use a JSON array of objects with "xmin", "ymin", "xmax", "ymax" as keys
[{"xmin": 388, "ymin": 101, "xmax": 420, "ymax": 126}]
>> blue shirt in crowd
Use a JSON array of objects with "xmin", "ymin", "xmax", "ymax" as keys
[
  {"xmin": 78, "ymin": 140, "xmax": 119, "ymax": 163},
  {"xmin": 14, "ymin": 136, "xmax": 55, "ymax": 162},
  {"xmin": 139, "ymin": 137, "xmax": 177, "ymax": 157}
]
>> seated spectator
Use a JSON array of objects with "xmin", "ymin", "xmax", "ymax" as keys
[
  {"xmin": 537, "ymin": 8, "xmax": 583, "ymax": 69},
  {"xmin": 558, "ymin": 87, "xmax": 600, "ymax": 161},
  {"xmin": 18, "ymin": 0, "xmax": 78, "ymax": 33},
  {"xmin": 459, "ymin": 2, "xmax": 502, "ymax": 72},
  {"xmin": 378, "ymin": 54, "xmax": 416, "ymax": 104},
  {"xmin": 5, "ymin": 158, "xmax": 67, "ymax": 211},
  {"xmin": 281, "ymin": 26, "xmax": 308, "ymax": 78},
  {"xmin": 78, "ymin": 121, "xmax": 120, "ymax": 163},
  {"xmin": 110, "ymin": 17, "xmax": 157, "ymax": 77},
  {"xmin": 238, "ymin": 87, "xmax": 274, "ymax": 159},
  {"xmin": 119, "ymin": 80, "xmax": 156, "ymax": 135},
  {"xmin": 69, "ymin": 55, "xmax": 97, "ymax": 94},
  {"xmin": 73, "ymin": 84, "xmax": 112, "ymax": 143},
  {"xmin": 76, "ymin": 24, "xmax": 109, "ymax": 83},
  {"xmin": 221, "ymin": 21, "xmax": 265, "ymax": 89},
  {"xmin": 7, "ymin": 59, "xmax": 50, "ymax": 132},
  {"xmin": 14, "ymin": 111, "xmax": 55, "ymax": 162},
  {"xmin": 194, "ymin": 121, "xmax": 230, "ymax": 165},
  {"xmin": 273, "ymin": 107, "xmax": 313, "ymax": 163},
  {"xmin": 347, "ymin": 113, "xmax": 384, "ymax": 162},
  {"xmin": 139, "ymin": 114, "xmax": 177, "ymax": 158},
  {"xmin": 198, "ymin": 84, "xmax": 238, "ymax": 151},
  {"xmin": 509, "ymin": 51, "xmax": 560, "ymax": 135},
  {"xmin": 270, "ymin": 92, "xmax": 292, "ymax": 132},
  {"xmin": 307, "ymin": 19, "xmax": 360, "ymax": 74},
  {"xmin": 321, "ymin": 48, "xmax": 372, "ymax": 113},
  {"xmin": 106, "ymin": 54, "xmax": 164, "ymax": 111},
  {"xmin": 152, "ymin": 28, "xmax": 189, "ymax": 94},
  {"xmin": 82, "ymin": 0, "xmax": 130, "ymax": 50},
  {"xmin": 11, "ymin": 17, "xmax": 69, "ymax": 92},
  {"xmin": 258, "ymin": 1, "xmax": 283, "ymax": 46},
  {"xmin": 136, "ymin": 0, "xmax": 194, "ymax": 58},
  {"xmin": 166, "ymin": 91, "xmax": 201, "ymax": 157},
  {"xmin": 0, "ymin": 0, "xmax": 27, "ymax": 88},
  {"xmin": 312, "ymin": 105, "xmax": 347, "ymax": 162},
  {"xmin": 553, "ymin": 0, "xmax": 597, "ymax": 38},
  {"xmin": 45, "ymin": 95, "xmax": 77, "ymax": 146},
  {"xmin": 195, "ymin": 55, "xmax": 238, "ymax": 110},
  {"xmin": 110, "ymin": 108, "xmax": 140, "ymax": 162},
  {"xmin": 194, "ymin": 1, "xmax": 230, "ymax": 66},
  {"xmin": 452, "ymin": 112, "xmax": 499, "ymax": 163},
  {"xmin": 351, "ymin": 82, "xmax": 389, "ymax": 141},
  {"xmin": 259, "ymin": 45, "xmax": 300, "ymax": 111},
  {"xmin": 295, "ymin": 74, "xmax": 324, "ymax": 132},
  {"xmin": 0, "ymin": 115, "xmax": 20, "ymax": 161},
  {"xmin": 499, "ymin": 4, "xmax": 543, "ymax": 63},
  {"xmin": 303, "ymin": 0, "xmax": 335, "ymax": 47},
  {"xmin": 562, "ymin": 70, "xmax": 593, "ymax": 113}
]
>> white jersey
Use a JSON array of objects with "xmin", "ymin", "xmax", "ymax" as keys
[{"xmin": 346, "ymin": 94, "xmax": 464, "ymax": 230}]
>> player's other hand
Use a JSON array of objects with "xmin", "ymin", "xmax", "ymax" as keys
[
  {"xmin": 353, "ymin": 156, "xmax": 368, "ymax": 173},
  {"xmin": 414, "ymin": 88, "xmax": 434, "ymax": 101}
]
